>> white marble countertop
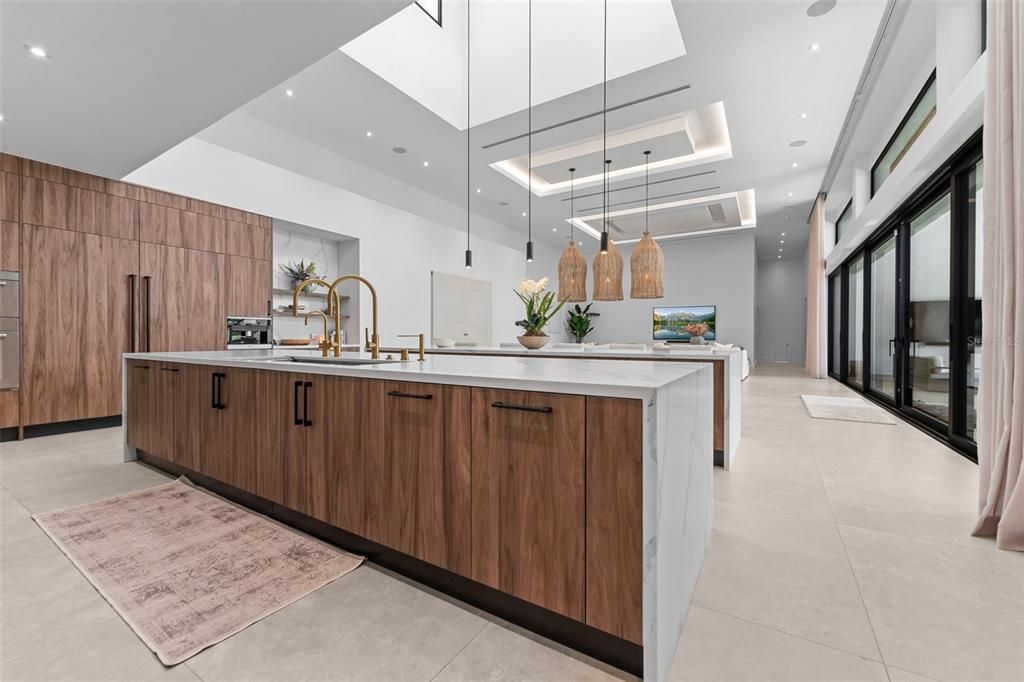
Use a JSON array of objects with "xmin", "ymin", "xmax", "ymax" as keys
[
  {"xmin": 124, "ymin": 349, "xmax": 710, "ymax": 400},
  {"xmin": 416, "ymin": 344, "xmax": 740, "ymax": 361}
]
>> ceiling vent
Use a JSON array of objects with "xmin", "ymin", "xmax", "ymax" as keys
[{"xmin": 707, "ymin": 203, "xmax": 727, "ymax": 222}]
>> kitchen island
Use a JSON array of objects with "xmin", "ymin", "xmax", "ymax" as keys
[
  {"xmin": 122, "ymin": 349, "xmax": 712, "ymax": 681},
  {"xmin": 404, "ymin": 344, "xmax": 742, "ymax": 468}
]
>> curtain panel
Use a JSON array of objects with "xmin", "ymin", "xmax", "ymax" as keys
[
  {"xmin": 973, "ymin": 0, "xmax": 1024, "ymax": 551},
  {"xmin": 804, "ymin": 195, "xmax": 827, "ymax": 378}
]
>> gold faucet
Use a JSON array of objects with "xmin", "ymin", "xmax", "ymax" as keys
[
  {"xmin": 303, "ymin": 310, "xmax": 334, "ymax": 357},
  {"xmin": 397, "ymin": 333, "xmax": 426, "ymax": 361},
  {"xmin": 292, "ymin": 278, "xmax": 344, "ymax": 357},
  {"xmin": 326, "ymin": 275, "xmax": 380, "ymax": 359}
]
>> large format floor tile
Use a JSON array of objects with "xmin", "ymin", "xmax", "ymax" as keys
[
  {"xmin": 434, "ymin": 621, "xmax": 628, "ymax": 682},
  {"xmin": 0, "ymin": 617, "xmax": 200, "ymax": 682},
  {"xmin": 840, "ymin": 525, "xmax": 1024, "ymax": 681},
  {"xmin": 669, "ymin": 606, "xmax": 887, "ymax": 681},
  {"xmin": 184, "ymin": 565, "xmax": 488, "ymax": 681},
  {"xmin": 692, "ymin": 500, "xmax": 882, "ymax": 660}
]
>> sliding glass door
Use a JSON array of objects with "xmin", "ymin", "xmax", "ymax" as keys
[
  {"xmin": 826, "ymin": 131, "xmax": 981, "ymax": 461},
  {"xmin": 905, "ymin": 193, "xmax": 952, "ymax": 426},
  {"xmin": 869, "ymin": 231, "xmax": 899, "ymax": 401}
]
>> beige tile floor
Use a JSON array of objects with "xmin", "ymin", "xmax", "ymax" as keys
[{"xmin": 0, "ymin": 364, "xmax": 1021, "ymax": 681}]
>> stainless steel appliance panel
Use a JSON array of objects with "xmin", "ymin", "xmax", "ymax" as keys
[
  {"xmin": 0, "ymin": 272, "xmax": 18, "ymax": 318},
  {"xmin": 0, "ymin": 317, "xmax": 18, "ymax": 389}
]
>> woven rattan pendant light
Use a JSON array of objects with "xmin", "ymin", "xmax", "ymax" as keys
[
  {"xmin": 558, "ymin": 168, "xmax": 587, "ymax": 302},
  {"xmin": 630, "ymin": 150, "xmax": 664, "ymax": 298}
]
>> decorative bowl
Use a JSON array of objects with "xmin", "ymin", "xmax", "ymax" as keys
[
  {"xmin": 517, "ymin": 334, "xmax": 550, "ymax": 350},
  {"xmin": 433, "ymin": 337, "xmax": 455, "ymax": 348}
]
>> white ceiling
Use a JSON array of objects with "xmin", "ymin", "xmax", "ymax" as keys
[
  {"xmin": 0, "ymin": 0, "xmax": 406, "ymax": 177},
  {"xmin": 218, "ymin": 0, "xmax": 886, "ymax": 262}
]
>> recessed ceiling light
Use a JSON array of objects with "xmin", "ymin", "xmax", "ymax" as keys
[
  {"xmin": 0, "ymin": 113, "xmax": 5, "ymax": 122},
  {"xmin": 809, "ymin": 43, "xmax": 820, "ymax": 52},
  {"xmin": 521, "ymin": 211, "xmax": 527, "ymax": 217},
  {"xmin": 552, "ymin": 227, "xmax": 558, "ymax": 232},
  {"xmin": 807, "ymin": 0, "xmax": 837, "ymax": 17},
  {"xmin": 285, "ymin": 88, "xmax": 294, "ymax": 97},
  {"xmin": 578, "ymin": 241, "xmax": 583, "ymax": 246},
  {"xmin": 476, "ymin": 188, "xmax": 481, "ymax": 193},
  {"xmin": 781, "ymin": 232, "xmax": 786, "ymax": 236},
  {"xmin": 787, "ymin": 192, "xmax": 793, "ymax": 197},
  {"xmin": 780, "ymin": 240, "xmax": 785, "ymax": 244},
  {"xmin": 423, "ymin": 161, "xmax": 429, "ymax": 167},
  {"xmin": 365, "ymin": 131, "xmax": 373, "ymax": 137},
  {"xmin": 778, "ymin": 255, "xmax": 782, "ymax": 259},
  {"xmin": 791, "ymin": 162, "xmax": 799, "ymax": 168},
  {"xmin": 799, "ymin": 112, "xmax": 808, "ymax": 120},
  {"xmin": 392, "ymin": 146, "xmax": 407, "ymax": 154},
  {"xmin": 779, "ymin": 248, "xmax": 783, "ymax": 252},
  {"xmin": 789, "ymin": 140, "xmax": 807, "ymax": 148},
  {"xmin": 27, "ymin": 45, "xmax": 48, "ymax": 59}
]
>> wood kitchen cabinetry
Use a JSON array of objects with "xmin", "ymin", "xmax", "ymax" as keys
[
  {"xmin": 470, "ymin": 387, "xmax": 587, "ymax": 620},
  {"xmin": 364, "ymin": 380, "xmax": 472, "ymax": 574},
  {"xmin": 22, "ymin": 225, "xmax": 139, "ymax": 425},
  {"xmin": 4, "ymin": 153, "xmax": 273, "ymax": 432}
]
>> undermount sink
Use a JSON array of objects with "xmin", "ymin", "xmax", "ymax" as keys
[{"xmin": 259, "ymin": 356, "xmax": 399, "ymax": 366}]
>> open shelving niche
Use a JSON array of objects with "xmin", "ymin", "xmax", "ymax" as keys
[{"xmin": 271, "ymin": 220, "xmax": 360, "ymax": 346}]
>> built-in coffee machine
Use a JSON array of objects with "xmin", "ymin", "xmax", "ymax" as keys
[{"xmin": 225, "ymin": 316, "xmax": 273, "ymax": 349}]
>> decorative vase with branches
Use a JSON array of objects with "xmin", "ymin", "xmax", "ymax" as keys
[
  {"xmin": 566, "ymin": 303, "xmax": 598, "ymax": 343},
  {"xmin": 280, "ymin": 260, "xmax": 321, "ymax": 290}
]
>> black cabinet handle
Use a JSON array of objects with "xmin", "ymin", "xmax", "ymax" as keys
[
  {"xmin": 293, "ymin": 381, "xmax": 303, "ymax": 426},
  {"xmin": 135, "ymin": 365, "xmax": 150, "ymax": 370},
  {"xmin": 160, "ymin": 367, "xmax": 179, "ymax": 373},
  {"xmin": 216, "ymin": 373, "xmax": 226, "ymax": 409},
  {"xmin": 211, "ymin": 372, "xmax": 218, "ymax": 409},
  {"xmin": 491, "ymin": 401, "xmax": 553, "ymax": 414},
  {"xmin": 142, "ymin": 275, "xmax": 152, "ymax": 352},
  {"xmin": 303, "ymin": 381, "xmax": 312, "ymax": 426},
  {"xmin": 387, "ymin": 390, "xmax": 433, "ymax": 400},
  {"xmin": 128, "ymin": 274, "xmax": 137, "ymax": 353}
]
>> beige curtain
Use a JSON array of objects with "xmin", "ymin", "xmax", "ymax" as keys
[
  {"xmin": 973, "ymin": 0, "xmax": 1024, "ymax": 551},
  {"xmin": 804, "ymin": 195, "xmax": 827, "ymax": 378}
]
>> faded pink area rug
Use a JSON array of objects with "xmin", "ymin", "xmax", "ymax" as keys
[{"xmin": 33, "ymin": 478, "xmax": 362, "ymax": 665}]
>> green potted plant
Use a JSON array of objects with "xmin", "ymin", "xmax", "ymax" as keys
[
  {"xmin": 280, "ymin": 259, "xmax": 321, "ymax": 291},
  {"xmin": 566, "ymin": 303, "xmax": 598, "ymax": 343},
  {"xmin": 514, "ymin": 277, "xmax": 568, "ymax": 349}
]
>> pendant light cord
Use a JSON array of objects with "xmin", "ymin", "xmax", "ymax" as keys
[
  {"xmin": 644, "ymin": 150, "xmax": 650, "ymax": 234},
  {"xmin": 466, "ymin": 0, "xmax": 471, "ymax": 253},
  {"xmin": 601, "ymin": 0, "xmax": 609, "ymax": 252},
  {"xmin": 527, "ymin": 0, "xmax": 532, "ymax": 252},
  {"xmin": 569, "ymin": 168, "xmax": 576, "ymax": 241}
]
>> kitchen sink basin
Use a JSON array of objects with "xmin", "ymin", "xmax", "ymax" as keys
[{"xmin": 259, "ymin": 356, "xmax": 399, "ymax": 366}]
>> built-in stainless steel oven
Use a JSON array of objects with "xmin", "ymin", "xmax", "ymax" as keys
[
  {"xmin": 0, "ymin": 271, "xmax": 19, "ymax": 389},
  {"xmin": 226, "ymin": 316, "xmax": 272, "ymax": 349}
]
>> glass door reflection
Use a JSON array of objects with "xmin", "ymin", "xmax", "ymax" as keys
[
  {"xmin": 847, "ymin": 255, "xmax": 865, "ymax": 388},
  {"xmin": 870, "ymin": 232, "xmax": 898, "ymax": 400},
  {"xmin": 906, "ymin": 193, "xmax": 951, "ymax": 424},
  {"xmin": 964, "ymin": 161, "xmax": 983, "ymax": 441}
]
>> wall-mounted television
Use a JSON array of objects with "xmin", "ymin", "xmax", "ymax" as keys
[{"xmin": 653, "ymin": 305, "xmax": 717, "ymax": 342}]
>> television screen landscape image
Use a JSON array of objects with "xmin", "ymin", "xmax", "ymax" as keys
[{"xmin": 653, "ymin": 305, "xmax": 717, "ymax": 341}]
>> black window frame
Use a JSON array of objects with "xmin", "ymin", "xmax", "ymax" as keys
[
  {"xmin": 836, "ymin": 200, "xmax": 853, "ymax": 244},
  {"xmin": 416, "ymin": 0, "xmax": 443, "ymax": 26},
  {"xmin": 871, "ymin": 70, "xmax": 938, "ymax": 197}
]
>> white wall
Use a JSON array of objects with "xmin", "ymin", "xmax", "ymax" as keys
[
  {"xmin": 534, "ymin": 233, "xmax": 757, "ymax": 353},
  {"xmin": 127, "ymin": 137, "xmax": 560, "ymax": 347},
  {"xmin": 756, "ymin": 256, "xmax": 807, "ymax": 364}
]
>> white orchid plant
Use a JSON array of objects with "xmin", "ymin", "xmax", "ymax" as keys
[{"xmin": 514, "ymin": 277, "xmax": 568, "ymax": 336}]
